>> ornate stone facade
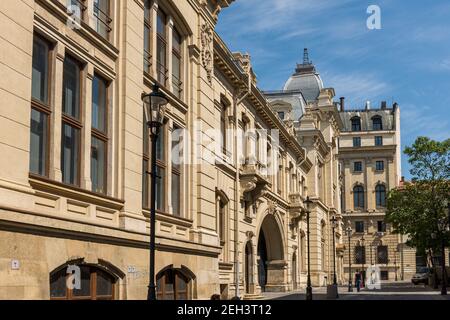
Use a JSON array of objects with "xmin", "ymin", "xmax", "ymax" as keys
[{"xmin": 0, "ymin": 0, "xmax": 399, "ymax": 301}]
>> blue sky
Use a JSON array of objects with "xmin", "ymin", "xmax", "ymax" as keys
[{"xmin": 216, "ymin": 0, "xmax": 450, "ymax": 179}]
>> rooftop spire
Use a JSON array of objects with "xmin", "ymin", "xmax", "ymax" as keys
[{"xmin": 303, "ymin": 48, "xmax": 311, "ymax": 65}]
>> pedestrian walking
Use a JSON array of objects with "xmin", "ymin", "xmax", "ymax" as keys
[{"xmin": 355, "ymin": 271, "xmax": 362, "ymax": 292}]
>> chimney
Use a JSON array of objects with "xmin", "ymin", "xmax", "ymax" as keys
[
  {"xmin": 365, "ymin": 100, "xmax": 371, "ymax": 110},
  {"xmin": 381, "ymin": 101, "xmax": 387, "ymax": 110},
  {"xmin": 340, "ymin": 97, "xmax": 345, "ymax": 112}
]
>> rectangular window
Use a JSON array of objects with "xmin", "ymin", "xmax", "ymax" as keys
[
  {"xmin": 375, "ymin": 136, "xmax": 383, "ymax": 146},
  {"xmin": 376, "ymin": 160, "xmax": 384, "ymax": 171},
  {"xmin": 377, "ymin": 221, "xmax": 387, "ymax": 233},
  {"xmin": 355, "ymin": 221, "xmax": 365, "ymax": 233},
  {"xmin": 143, "ymin": 112, "xmax": 150, "ymax": 208},
  {"xmin": 30, "ymin": 109, "xmax": 49, "ymax": 175},
  {"xmin": 91, "ymin": 136, "xmax": 106, "ymax": 193},
  {"xmin": 380, "ymin": 271, "xmax": 389, "ymax": 280},
  {"xmin": 32, "ymin": 36, "xmax": 50, "ymax": 104},
  {"xmin": 156, "ymin": 126, "xmax": 166, "ymax": 212},
  {"xmin": 354, "ymin": 161, "xmax": 362, "ymax": 172},
  {"xmin": 61, "ymin": 55, "xmax": 82, "ymax": 186},
  {"xmin": 30, "ymin": 35, "xmax": 51, "ymax": 176},
  {"xmin": 62, "ymin": 56, "xmax": 81, "ymax": 119},
  {"xmin": 278, "ymin": 112, "xmax": 285, "ymax": 120},
  {"xmin": 220, "ymin": 101, "xmax": 228, "ymax": 155},
  {"xmin": 156, "ymin": 165, "xmax": 165, "ymax": 211},
  {"xmin": 91, "ymin": 74, "xmax": 108, "ymax": 194},
  {"xmin": 377, "ymin": 246, "xmax": 389, "ymax": 264},
  {"xmin": 172, "ymin": 29, "xmax": 182, "ymax": 99},
  {"xmin": 355, "ymin": 246, "xmax": 366, "ymax": 264},
  {"xmin": 171, "ymin": 125, "xmax": 182, "ymax": 216},
  {"xmin": 143, "ymin": 0, "xmax": 151, "ymax": 73},
  {"xmin": 353, "ymin": 137, "xmax": 361, "ymax": 147},
  {"xmin": 94, "ymin": 0, "xmax": 112, "ymax": 40},
  {"xmin": 156, "ymin": 9, "xmax": 167, "ymax": 85},
  {"xmin": 61, "ymin": 123, "xmax": 80, "ymax": 185}
]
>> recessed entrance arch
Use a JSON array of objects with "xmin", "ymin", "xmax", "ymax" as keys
[{"xmin": 257, "ymin": 214, "xmax": 287, "ymax": 292}]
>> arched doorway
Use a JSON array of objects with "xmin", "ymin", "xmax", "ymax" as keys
[
  {"xmin": 292, "ymin": 252, "xmax": 297, "ymax": 290},
  {"xmin": 257, "ymin": 231, "xmax": 268, "ymax": 291},
  {"xmin": 257, "ymin": 214, "xmax": 285, "ymax": 292},
  {"xmin": 245, "ymin": 241, "xmax": 254, "ymax": 294}
]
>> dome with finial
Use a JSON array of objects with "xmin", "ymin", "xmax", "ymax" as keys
[{"xmin": 283, "ymin": 48, "xmax": 324, "ymax": 102}]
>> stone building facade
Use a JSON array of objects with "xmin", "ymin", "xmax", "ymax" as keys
[
  {"xmin": 338, "ymin": 101, "xmax": 416, "ymax": 283},
  {"xmin": 2, "ymin": 0, "xmax": 415, "ymax": 300}
]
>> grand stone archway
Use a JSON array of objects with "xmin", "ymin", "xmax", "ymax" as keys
[{"xmin": 257, "ymin": 214, "xmax": 288, "ymax": 292}]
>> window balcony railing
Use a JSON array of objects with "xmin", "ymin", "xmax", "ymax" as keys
[
  {"xmin": 172, "ymin": 74, "xmax": 183, "ymax": 99},
  {"xmin": 143, "ymin": 51, "xmax": 152, "ymax": 74},
  {"xmin": 67, "ymin": 0, "xmax": 87, "ymax": 20},
  {"xmin": 94, "ymin": 3, "xmax": 112, "ymax": 39},
  {"xmin": 156, "ymin": 60, "xmax": 168, "ymax": 86}
]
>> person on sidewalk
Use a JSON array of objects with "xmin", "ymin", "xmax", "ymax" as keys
[{"xmin": 355, "ymin": 271, "xmax": 362, "ymax": 292}]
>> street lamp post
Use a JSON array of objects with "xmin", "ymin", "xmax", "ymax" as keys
[
  {"xmin": 360, "ymin": 235, "xmax": 365, "ymax": 287},
  {"xmin": 304, "ymin": 196, "xmax": 313, "ymax": 301},
  {"xmin": 331, "ymin": 216, "xmax": 338, "ymax": 285},
  {"xmin": 346, "ymin": 226, "xmax": 353, "ymax": 292},
  {"xmin": 142, "ymin": 84, "xmax": 169, "ymax": 301}
]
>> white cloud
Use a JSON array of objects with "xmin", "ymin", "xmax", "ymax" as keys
[{"xmin": 324, "ymin": 72, "xmax": 389, "ymax": 108}]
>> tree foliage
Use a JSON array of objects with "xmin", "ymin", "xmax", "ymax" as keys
[{"xmin": 386, "ymin": 137, "xmax": 450, "ymax": 256}]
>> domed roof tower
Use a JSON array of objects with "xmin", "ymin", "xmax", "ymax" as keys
[{"xmin": 283, "ymin": 48, "xmax": 324, "ymax": 102}]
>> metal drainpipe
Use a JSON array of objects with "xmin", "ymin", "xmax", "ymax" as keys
[{"xmin": 234, "ymin": 69, "xmax": 252, "ymax": 299}]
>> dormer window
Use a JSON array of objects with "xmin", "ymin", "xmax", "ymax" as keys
[
  {"xmin": 351, "ymin": 117, "xmax": 361, "ymax": 132},
  {"xmin": 372, "ymin": 116, "xmax": 383, "ymax": 130}
]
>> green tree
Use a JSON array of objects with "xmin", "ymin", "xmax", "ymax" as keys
[{"xmin": 386, "ymin": 137, "xmax": 450, "ymax": 263}]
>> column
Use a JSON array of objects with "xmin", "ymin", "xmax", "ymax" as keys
[
  {"xmin": 50, "ymin": 43, "xmax": 65, "ymax": 182},
  {"xmin": 81, "ymin": 63, "xmax": 94, "ymax": 191}
]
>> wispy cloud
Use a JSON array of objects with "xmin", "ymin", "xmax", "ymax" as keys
[
  {"xmin": 401, "ymin": 105, "xmax": 450, "ymax": 142},
  {"xmin": 324, "ymin": 72, "xmax": 390, "ymax": 108}
]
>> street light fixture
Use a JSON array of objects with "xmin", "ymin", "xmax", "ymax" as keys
[
  {"xmin": 346, "ymin": 226, "xmax": 353, "ymax": 292},
  {"xmin": 304, "ymin": 196, "xmax": 313, "ymax": 301},
  {"xmin": 142, "ymin": 84, "xmax": 169, "ymax": 301}
]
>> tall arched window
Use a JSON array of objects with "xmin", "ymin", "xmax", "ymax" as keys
[
  {"xmin": 375, "ymin": 184, "xmax": 387, "ymax": 207},
  {"xmin": 353, "ymin": 185, "xmax": 365, "ymax": 209},
  {"xmin": 351, "ymin": 117, "xmax": 361, "ymax": 132},
  {"xmin": 372, "ymin": 116, "xmax": 383, "ymax": 130},
  {"xmin": 50, "ymin": 264, "xmax": 117, "ymax": 300}
]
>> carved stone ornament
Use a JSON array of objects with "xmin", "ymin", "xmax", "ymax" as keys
[{"xmin": 201, "ymin": 23, "xmax": 214, "ymax": 84}]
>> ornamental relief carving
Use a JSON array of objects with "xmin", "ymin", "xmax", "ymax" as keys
[{"xmin": 201, "ymin": 23, "xmax": 214, "ymax": 84}]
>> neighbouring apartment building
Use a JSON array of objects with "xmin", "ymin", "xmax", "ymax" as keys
[
  {"xmin": 338, "ymin": 100, "xmax": 416, "ymax": 283},
  {"xmin": 0, "ymin": 0, "xmax": 406, "ymax": 301}
]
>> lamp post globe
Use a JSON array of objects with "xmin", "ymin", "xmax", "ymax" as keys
[{"xmin": 142, "ymin": 83, "xmax": 169, "ymax": 301}]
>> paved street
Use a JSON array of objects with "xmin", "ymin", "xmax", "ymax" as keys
[{"xmin": 264, "ymin": 282, "xmax": 450, "ymax": 300}]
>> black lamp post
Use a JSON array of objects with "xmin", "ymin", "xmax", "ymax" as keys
[
  {"xmin": 346, "ymin": 226, "xmax": 353, "ymax": 292},
  {"xmin": 360, "ymin": 235, "xmax": 365, "ymax": 287},
  {"xmin": 304, "ymin": 196, "xmax": 313, "ymax": 301},
  {"xmin": 142, "ymin": 84, "xmax": 169, "ymax": 301},
  {"xmin": 331, "ymin": 216, "xmax": 338, "ymax": 286}
]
